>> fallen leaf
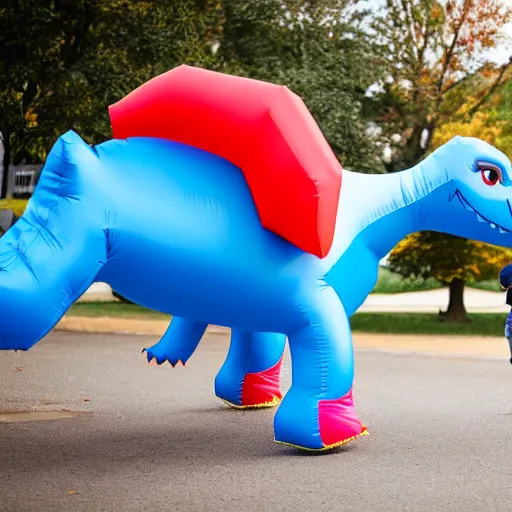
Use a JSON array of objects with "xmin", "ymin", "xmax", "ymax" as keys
[{"xmin": 67, "ymin": 490, "xmax": 78, "ymax": 495}]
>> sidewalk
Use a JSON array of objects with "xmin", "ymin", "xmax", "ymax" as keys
[
  {"xmin": 361, "ymin": 287, "xmax": 509, "ymax": 313},
  {"xmin": 78, "ymin": 282, "xmax": 116, "ymax": 302},
  {"xmin": 352, "ymin": 332, "xmax": 510, "ymax": 360}
]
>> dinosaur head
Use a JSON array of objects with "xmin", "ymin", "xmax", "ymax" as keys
[{"xmin": 433, "ymin": 136, "xmax": 512, "ymax": 239}]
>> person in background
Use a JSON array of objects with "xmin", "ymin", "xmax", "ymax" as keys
[{"xmin": 499, "ymin": 264, "xmax": 512, "ymax": 364}]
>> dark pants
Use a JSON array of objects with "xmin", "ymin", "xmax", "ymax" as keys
[{"xmin": 505, "ymin": 324, "xmax": 512, "ymax": 358}]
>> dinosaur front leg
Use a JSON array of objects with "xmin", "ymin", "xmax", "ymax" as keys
[
  {"xmin": 215, "ymin": 330, "xmax": 286, "ymax": 409},
  {"xmin": 273, "ymin": 286, "xmax": 368, "ymax": 451},
  {"xmin": 143, "ymin": 316, "xmax": 207, "ymax": 366}
]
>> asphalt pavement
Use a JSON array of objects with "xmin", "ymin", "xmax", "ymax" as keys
[{"xmin": 1, "ymin": 331, "xmax": 512, "ymax": 512}]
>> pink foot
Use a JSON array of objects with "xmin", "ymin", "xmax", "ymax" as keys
[
  {"xmin": 239, "ymin": 356, "xmax": 283, "ymax": 408},
  {"xmin": 318, "ymin": 387, "xmax": 368, "ymax": 448}
]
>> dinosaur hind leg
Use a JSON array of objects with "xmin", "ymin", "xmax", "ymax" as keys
[
  {"xmin": 273, "ymin": 286, "xmax": 368, "ymax": 451},
  {"xmin": 143, "ymin": 316, "xmax": 208, "ymax": 366},
  {"xmin": 215, "ymin": 330, "xmax": 286, "ymax": 409}
]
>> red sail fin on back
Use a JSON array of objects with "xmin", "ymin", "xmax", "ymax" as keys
[{"xmin": 108, "ymin": 65, "xmax": 342, "ymax": 258}]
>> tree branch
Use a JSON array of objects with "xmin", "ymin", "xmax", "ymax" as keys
[
  {"xmin": 437, "ymin": 0, "xmax": 470, "ymax": 92},
  {"xmin": 467, "ymin": 57, "xmax": 512, "ymax": 116},
  {"xmin": 412, "ymin": 0, "xmax": 433, "ymax": 105},
  {"xmin": 416, "ymin": 0, "xmax": 432, "ymax": 68},
  {"xmin": 400, "ymin": 0, "xmax": 419, "ymax": 60},
  {"xmin": 21, "ymin": 81, "xmax": 38, "ymax": 116},
  {"xmin": 441, "ymin": 68, "xmax": 476, "ymax": 94}
]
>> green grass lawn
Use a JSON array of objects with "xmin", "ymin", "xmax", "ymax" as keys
[
  {"xmin": 349, "ymin": 312, "xmax": 504, "ymax": 337},
  {"xmin": 68, "ymin": 302, "xmax": 506, "ymax": 337},
  {"xmin": 69, "ymin": 302, "xmax": 170, "ymax": 320},
  {"xmin": 373, "ymin": 267, "xmax": 501, "ymax": 293}
]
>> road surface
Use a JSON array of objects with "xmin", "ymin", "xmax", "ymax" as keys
[{"xmin": 1, "ymin": 331, "xmax": 512, "ymax": 512}]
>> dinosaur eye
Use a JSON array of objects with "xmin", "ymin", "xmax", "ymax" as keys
[
  {"xmin": 477, "ymin": 161, "xmax": 502, "ymax": 186},
  {"xmin": 481, "ymin": 169, "xmax": 500, "ymax": 186}
]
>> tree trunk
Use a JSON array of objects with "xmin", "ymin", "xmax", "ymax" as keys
[
  {"xmin": 1, "ymin": 130, "xmax": 11, "ymax": 199},
  {"xmin": 439, "ymin": 278, "xmax": 468, "ymax": 322},
  {"xmin": 403, "ymin": 122, "xmax": 435, "ymax": 168}
]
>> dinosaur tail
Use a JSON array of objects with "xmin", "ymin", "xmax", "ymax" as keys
[{"xmin": 0, "ymin": 131, "xmax": 106, "ymax": 351}]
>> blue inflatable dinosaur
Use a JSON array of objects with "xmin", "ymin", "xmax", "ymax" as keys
[{"xmin": 1, "ymin": 130, "xmax": 511, "ymax": 452}]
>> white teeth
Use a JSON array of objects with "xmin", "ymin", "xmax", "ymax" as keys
[
  {"xmin": 458, "ymin": 195, "xmax": 474, "ymax": 211},
  {"xmin": 456, "ymin": 190, "xmax": 509, "ymax": 233}
]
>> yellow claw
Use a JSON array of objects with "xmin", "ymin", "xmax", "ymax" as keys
[
  {"xmin": 220, "ymin": 395, "xmax": 282, "ymax": 409},
  {"xmin": 274, "ymin": 427, "xmax": 369, "ymax": 452}
]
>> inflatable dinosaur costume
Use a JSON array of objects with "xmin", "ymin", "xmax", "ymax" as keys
[{"xmin": 1, "ymin": 66, "xmax": 511, "ymax": 452}]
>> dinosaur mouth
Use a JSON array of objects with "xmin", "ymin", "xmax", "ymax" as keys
[{"xmin": 449, "ymin": 189, "xmax": 511, "ymax": 234}]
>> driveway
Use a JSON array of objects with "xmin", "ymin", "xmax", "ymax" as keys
[{"xmin": 1, "ymin": 331, "xmax": 512, "ymax": 512}]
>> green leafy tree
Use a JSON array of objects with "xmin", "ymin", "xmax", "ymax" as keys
[
  {"xmin": 1, "ymin": 0, "xmax": 389, "ymax": 193},
  {"xmin": 0, "ymin": 0, "xmax": 216, "ymax": 197},
  {"xmin": 214, "ymin": 0, "xmax": 388, "ymax": 173}
]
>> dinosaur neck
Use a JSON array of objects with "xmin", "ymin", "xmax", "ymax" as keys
[{"xmin": 340, "ymin": 154, "xmax": 453, "ymax": 260}]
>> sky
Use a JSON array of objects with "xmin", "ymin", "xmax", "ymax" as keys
[
  {"xmin": 489, "ymin": 18, "xmax": 512, "ymax": 65},
  {"xmin": 355, "ymin": 0, "xmax": 512, "ymax": 65}
]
